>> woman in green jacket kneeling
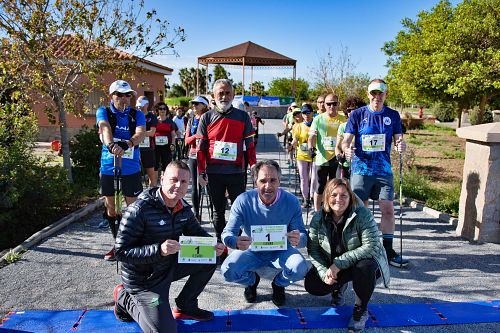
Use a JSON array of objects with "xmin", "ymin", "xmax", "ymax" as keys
[{"xmin": 305, "ymin": 178, "xmax": 390, "ymax": 333}]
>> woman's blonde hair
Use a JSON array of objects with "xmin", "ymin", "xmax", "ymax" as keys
[{"xmin": 322, "ymin": 178, "xmax": 358, "ymax": 214}]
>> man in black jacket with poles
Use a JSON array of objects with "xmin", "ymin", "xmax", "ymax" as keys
[{"xmin": 114, "ymin": 160, "xmax": 225, "ymax": 333}]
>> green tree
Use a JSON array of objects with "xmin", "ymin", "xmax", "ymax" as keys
[
  {"xmin": 213, "ymin": 64, "xmax": 231, "ymax": 82},
  {"xmin": 168, "ymin": 84, "xmax": 187, "ymax": 98},
  {"xmin": 267, "ymin": 78, "xmax": 310, "ymax": 101},
  {"xmin": 383, "ymin": 0, "xmax": 500, "ymax": 126},
  {"xmin": 0, "ymin": 0, "xmax": 185, "ymax": 181},
  {"xmin": 250, "ymin": 81, "xmax": 266, "ymax": 96},
  {"xmin": 233, "ymin": 82, "xmax": 243, "ymax": 95}
]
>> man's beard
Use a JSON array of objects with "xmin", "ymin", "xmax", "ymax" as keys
[{"xmin": 215, "ymin": 100, "xmax": 232, "ymax": 112}]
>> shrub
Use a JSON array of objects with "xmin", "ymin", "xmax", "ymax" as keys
[
  {"xmin": 432, "ymin": 102, "xmax": 456, "ymax": 122},
  {"xmin": 70, "ymin": 126, "xmax": 101, "ymax": 183},
  {"xmin": 469, "ymin": 108, "xmax": 493, "ymax": 125}
]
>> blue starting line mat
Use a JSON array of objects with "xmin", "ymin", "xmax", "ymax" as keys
[{"xmin": 1, "ymin": 300, "xmax": 498, "ymax": 332}]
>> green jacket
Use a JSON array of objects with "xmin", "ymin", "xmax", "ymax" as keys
[{"xmin": 307, "ymin": 202, "xmax": 390, "ymax": 288}]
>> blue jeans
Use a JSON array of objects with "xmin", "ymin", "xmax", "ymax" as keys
[{"xmin": 221, "ymin": 247, "xmax": 308, "ymax": 287}]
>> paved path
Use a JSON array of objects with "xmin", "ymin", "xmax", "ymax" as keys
[{"xmin": 1, "ymin": 119, "xmax": 499, "ymax": 333}]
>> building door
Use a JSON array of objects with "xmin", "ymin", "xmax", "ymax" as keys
[{"xmin": 144, "ymin": 91, "xmax": 154, "ymax": 111}]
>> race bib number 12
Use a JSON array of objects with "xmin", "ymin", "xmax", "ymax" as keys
[{"xmin": 213, "ymin": 141, "xmax": 237, "ymax": 161}]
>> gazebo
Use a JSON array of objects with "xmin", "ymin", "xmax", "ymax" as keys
[{"xmin": 197, "ymin": 41, "xmax": 297, "ymax": 96}]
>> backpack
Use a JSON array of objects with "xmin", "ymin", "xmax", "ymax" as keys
[{"xmin": 106, "ymin": 107, "xmax": 137, "ymax": 137}]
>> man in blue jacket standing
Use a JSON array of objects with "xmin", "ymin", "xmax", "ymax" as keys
[{"xmin": 220, "ymin": 160, "xmax": 308, "ymax": 306}]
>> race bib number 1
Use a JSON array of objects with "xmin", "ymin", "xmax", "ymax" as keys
[
  {"xmin": 213, "ymin": 141, "xmax": 237, "ymax": 161},
  {"xmin": 178, "ymin": 236, "xmax": 216, "ymax": 264},
  {"xmin": 155, "ymin": 136, "xmax": 169, "ymax": 146},
  {"xmin": 362, "ymin": 134, "xmax": 386, "ymax": 152},
  {"xmin": 250, "ymin": 225, "xmax": 287, "ymax": 251}
]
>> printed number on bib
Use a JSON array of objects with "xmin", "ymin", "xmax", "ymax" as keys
[
  {"xmin": 155, "ymin": 136, "xmax": 169, "ymax": 146},
  {"xmin": 213, "ymin": 141, "xmax": 237, "ymax": 161},
  {"xmin": 178, "ymin": 236, "xmax": 216, "ymax": 264},
  {"xmin": 362, "ymin": 134, "xmax": 385, "ymax": 152},
  {"xmin": 139, "ymin": 137, "xmax": 150, "ymax": 148},
  {"xmin": 113, "ymin": 138, "xmax": 134, "ymax": 159},
  {"xmin": 322, "ymin": 136, "xmax": 336, "ymax": 151},
  {"xmin": 250, "ymin": 225, "xmax": 287, "ymax": 251}
]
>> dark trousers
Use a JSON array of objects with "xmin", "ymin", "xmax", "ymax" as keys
[
  {"xmin": 207, "ymin": 172, "xmax": 245, "ymax": 240},
  {"xmin": 155, "ymin": 145, "xmax": 172, "ymax": 171},
  {"xmin": 304, "ymin": 258, "xmax": 380, "ymax": 308},
  {"xmin": 188, "ymin": 158, "xmax": 201, "ymax": 219},
  {"xmin": 317, "ymin": 159, "xmax": 339, "ymax": 194},
  {"xmin": 118, "ymin": 262, "xmax": 216, "ymax": 333}
]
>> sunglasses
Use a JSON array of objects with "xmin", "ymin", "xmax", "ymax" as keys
[
  {"xmin": 192, "ymin": 102, "xmax": 200, "ymax": 106},
  {"xmin": 114, "ymin": 92, "xmax": 132, "ymax": 98},
  {"xmin": 325, "ymin": 101, "xmax": 339, "ymax": 107},
  {"xmin": 302, "ymin": 111, "xmax": 313, "ymax": 115},
  {"xmin": 158, "ymin": 107, "xmax": 168, "ymax": 111}
]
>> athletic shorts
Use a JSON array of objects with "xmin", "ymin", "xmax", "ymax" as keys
[
  {"xmin": 99, "ymin": 172, "xmax": 143, "ymax": 197},
  {"xmin": 350, "ymin": 174, "xmax": 394, "ymax": 201},
  {"xmin": 140, "ymin": 149, "xmax": 155, "ymax": 169},
  {"xmin": 316, "ymin": 159, "xmax": 339, "ymax": 194}
]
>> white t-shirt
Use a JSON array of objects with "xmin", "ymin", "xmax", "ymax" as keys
[{"xmin": 173, "ymin": 115, "xmax": 185, "ymax": 137}]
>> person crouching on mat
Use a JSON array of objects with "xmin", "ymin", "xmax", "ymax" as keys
[{"xmin": 305, "ymin": 178, "xmax": 390, "ymax": 333}]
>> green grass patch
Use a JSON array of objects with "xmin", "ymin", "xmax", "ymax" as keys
[
  {"xmin": 443, "ymin": 149, "xmax": 465, "ymax": 159},
  {"xmin": 165, "ymin": 97, "xmax": 192, "ymax": 107},
  {"xmin": 422, "ymin": 123, "xmax": 456, "ymax": 134}
]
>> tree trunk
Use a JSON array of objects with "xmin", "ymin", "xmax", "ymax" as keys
[
  {"xmin": 55, "ymin": 96, "xmax": 73, "ymax": 182},
  {"xmin": 457, "ymin": 108, "xmax": 462, "ymax": 128},
  {"xmin": 478, "ymin": 95, "xmax": 488, "ymax": 125}
]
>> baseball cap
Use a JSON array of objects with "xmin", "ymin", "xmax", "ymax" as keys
[
  {"xmin": 109, "ymin": 80, "xmax": 136, "ymax": 95},
  {"xmin": 292, "ymin": 108, "xmax": 302, "ymax": 115},
  {"xmin": 190, "ymin": 96, "xmax": 209, "ymax": 106},
  {"xmin": 368, "ymin": 81, "xmax": 387, "ymax": 93},
  {"xmin": 290, "ymin": 102, "xmax": 298, "ymax": 107},
  {"xmin": 136, "ymin": 97, "xmax": 149, "ymax": 108},
  {"xmin": 301, "ymin": 104, "xmax": 313, "ymax": 114}
]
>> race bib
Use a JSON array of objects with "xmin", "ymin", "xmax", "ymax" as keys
[
  {"xmin": 299, "ymin": 143, "xmax": 309, "ymax": 151},
  {"xmin": 213, "ymin": 141, "xmax": 237, "ymax": 161},
  {"xmin": 322, "ymin": 136, "xmax": 336, "ymax": 151},
  {"xmin": 178, "ymin": 236, "xmax": 216, "ymax": 264},
  {"xmin": 113, "ymin": 138, "xmax": 134, "ymax": 159},
  {"xmin": 139, "ymin": 136, "xmax": 150, "ymax": 148},
  {"xmin": 250, "ymin": 225, "xmax": 287, "ymax": 251},
  {"xmin": 155, "ymin": 136, "xmax": 169, "ymax": 146},
  {"xmin": 362, "ymin": 134, "xmax": 386, "ymax": 152}
]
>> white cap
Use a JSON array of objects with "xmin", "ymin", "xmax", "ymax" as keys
[
  {"xmin": 109, "ymin": 80, "xmax": 136, "ymax": 95},
  {"xmin": 136, "ymin": 97, "xmax": 149, "ymax": 108},
  {"xmin": 290, "ymin": 102, "xmax": 298, "ymax": 107},
  {"xmin": 190, "ymin": 96, "xmax": 208, "ymax": 106}
]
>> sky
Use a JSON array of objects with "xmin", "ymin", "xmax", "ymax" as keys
[{"xmin": 147, "ymin": 0, "xmax": 457, "ymax": 90}]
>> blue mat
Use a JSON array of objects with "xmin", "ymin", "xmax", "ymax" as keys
[{"xmin": 1, "ymin": 300, "xmax": 498, "ymax": 332}]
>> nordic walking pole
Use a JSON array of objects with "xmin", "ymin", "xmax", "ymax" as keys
[
  {"xmin": 399, "ymin": 152, "xmax": 404, "ymax": 268},
  {"xmin": 113, "ymin": 154, "xmax": 122, "ymax": 274}
]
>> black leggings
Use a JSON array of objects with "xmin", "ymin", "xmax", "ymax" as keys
[
  {"xmin": 316, "ymin": 160, "xmax": 339, "ymax": 194},
  {"xmin": 188, "ymin": 158, "xmax": 201, "ymax": 219},
  {"xmin": 155, "ymin": 145, "xmax": 172, "ymax": 171},
  {"xmin": 304, "ymin": 258, "xmax": 380, "ymax": 308},
  {"xmin": 207, "ymin": 173, "xmax": 245, "ymax": 240}
]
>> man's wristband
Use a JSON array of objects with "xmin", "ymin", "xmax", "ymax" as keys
[{"xmin": 106, "ymin": 142, "xmax": 115, "ymax": 152}]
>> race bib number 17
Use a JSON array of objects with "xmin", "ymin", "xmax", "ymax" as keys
[{"xmin": 362, "ymin": 134, "xmax": 385, "ymax": 152}]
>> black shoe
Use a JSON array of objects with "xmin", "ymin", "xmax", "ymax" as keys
[
  {"xmin": 271, "ymin": 278, "xmax": 286, "ymax": 306},
  {"xmin": 244, "ymin": 273, "xmax": 260, "ymax": 303},
  {"xmin": 113, "ymin": 284, "xmax": 133, "ymax": 322},
  {"xmin": 331, "ymin": 283, "xmax": 347, "ymax": 306},
  {"xmin": 172, "ymin": 307, "xmax": 214, "ymax": 321}
]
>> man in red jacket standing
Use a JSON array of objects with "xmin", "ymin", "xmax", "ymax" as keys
[{"xmin": 197, "ymin": 79, "xmax": 256, "ymax": 244}]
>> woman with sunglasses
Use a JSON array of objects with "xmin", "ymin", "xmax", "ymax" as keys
[
  {"xmin": 154, "ymin": 102, "xmax": 178, "ymax": 174},
  {"xmin": 305, "ymin": 178, "xmax": 390, "ymax": 333},
  {"xmin": 291, "ymin": 104, "xmax": 318, "ymax": 209},
  {"xmin": 185, "ymin": 96, "xmax": 210, "ymax": 221}
]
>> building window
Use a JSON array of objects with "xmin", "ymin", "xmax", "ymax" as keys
[{"xmin": 85, "ymin": 90, "xmax": 107, "ymax": 115}]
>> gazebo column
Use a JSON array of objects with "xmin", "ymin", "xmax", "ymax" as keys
[{"xmin": 242, "ymin": 57, "xmax": 245, "ymax": 97}]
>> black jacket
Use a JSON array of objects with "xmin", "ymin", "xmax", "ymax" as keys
[{"xmin": 115, "ymin": 187, "xmax": 211, "ymax": 293}]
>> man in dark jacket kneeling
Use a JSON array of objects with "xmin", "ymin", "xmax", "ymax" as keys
[{"xmin": 114, "ymin": 160, "xmax": 225, "ymax": 333}]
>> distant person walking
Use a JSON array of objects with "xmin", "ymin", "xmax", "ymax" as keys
[
  {"xmin": 136, "ymin": 96, "xmax": 158, "ymax": 187},
  {"xmin": 154, "ymin": 102, "xmax": 178, "ymax": 174}
]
